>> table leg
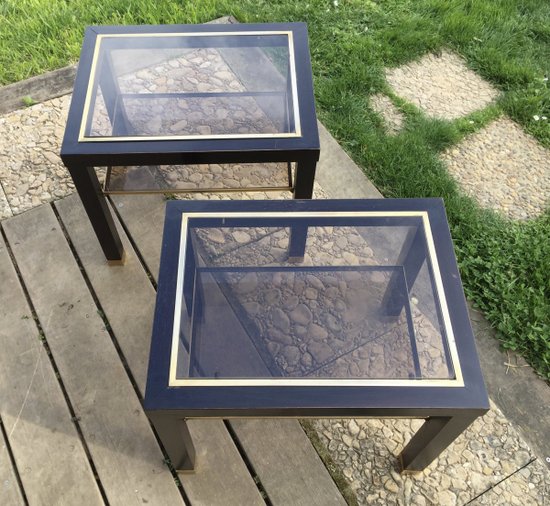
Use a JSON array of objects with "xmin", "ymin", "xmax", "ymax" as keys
[
  {"xmin": 399, "ymin": 414, "xmax": 478, "ymax": 473},
  {"xmin": 382, "ymin": 226, "xmax": 426, "ymax": 317},
  {"xmin": 67, "ymin": 164, "xmax": 125, "ymax": 263},
  {"xmin": 148, "ymin": 413, "xmax": 196, "ymax": 472},
  {"xmin": 288, "ymin": 160, "xmax": 315, "ymax": 260},
  {"xmin": 288, "ymin": 224, "xmax": 308, "ymax": 262},
  {"xmin": 293, "ymin": 159, "xmax": 317, "ymax": 199},
  {"xmin": 183, "ymin": 235, "xmax": 196, "ymax": 317}
]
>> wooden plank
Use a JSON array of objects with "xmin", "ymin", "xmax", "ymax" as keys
[
  {"xmin": 56, "ymin": 195, "xmax": 157, "ymax": 387},
  {"xmin": 2, "ymin": 205, "xmax": 184, "ymax": 506},
  {"xmin": 0, "ymin": 429, "xmax": 24, "ymax": 506},
  {"xmin": 0, "ymin": 65, "xmax": 77, "ymax": 115},
  {"xmin": 110, "ymin": 194, "xmax": 164, "ymax": 277},
  {"xmin": 316, "ymin": 121, "xmax": 382, "ymax": 199},
  {"xmin": 0, "ymin": 232, "xmax": 103, "ymax": 506},
  {"xmin": 113, "ymin": 194, "xmax": 346, "ymax": 505},
  {"xmin": 231, "ymin": 419, "xmax": 347, "ymax": 506},
  {"xmin": 56, "ymin": 194, "xmax": 264, "ymax": 506},
  {"xmin": 184, "ymin": 419, "xmax": 266, "ymax": 506}
]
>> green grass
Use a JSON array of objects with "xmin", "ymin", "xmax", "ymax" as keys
[
  {"xmin": 0, "ymin": 0, "xmax": 233, "ymax": 82},
  {"xmin": 239, "ymin": 0, "xmax": 550, "ymax": 379},
  {"xmin": 1, "ymin": 0, "xmax": 549, "ymax": 378}
]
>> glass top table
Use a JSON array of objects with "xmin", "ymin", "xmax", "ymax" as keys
[
  {"xmin": 144, "ymin": 199, "xmax": 488, "ymax": 473},
  {"xmin": 60, "ymin": 23, "xmax": 320, "ymax": 263},
  {"xmin": 81, "ymin": 30, "xmax": 301, "ymax": 141}
]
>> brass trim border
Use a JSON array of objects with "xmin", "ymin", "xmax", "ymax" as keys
[
  {"xmin": 79, "ymin": 31, "xmax": 301, "ymax": 142},
  {"xmin": 106, "ymin": 250, "xmax": 127, "ymax": 266},
  {"xmin": 168, "ymin": 211, "xmax": 464, "ymax": 388},
  {"xmin": 182, "ymin": 415, "xmax": 428, "ymax": 420},
  {"xmin": 103, "ymin": 186, "xmax": 293, "ymax": 195}
]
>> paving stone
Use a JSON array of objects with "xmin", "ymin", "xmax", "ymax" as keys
[
  {"xmin": 370, "ymin": 94, "xmax": 405, "ymax": 135},
  {"xmin": 469, "ymin": 456, "xmax": 550, "ymax": 505},
  {"xmin": 440, "ymin": 116, "xmax": 550, "ymax": 220},
  {"xmin": 0, "ymin": 183, "xmax": 12, "ymax": 219},
  {"xmin": 386, "ymin": 50, "xmax": 499, "ymax": 120},
  {"xmin": 311, "ymin": 400, "xmax": 550, "ymax": 505},
  {"xmin": 0, "ymin": 96, "xmax": 73, "ymax": 214}
]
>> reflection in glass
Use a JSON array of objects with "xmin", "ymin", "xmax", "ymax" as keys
[
  {"xmin": 102, "ymin": 162, "xmax": 293, "ymax": 193},
  {"xmin": 83, "ymin": 33, "xmax": 298, "ymax": 139},
  {"xmin": 172, "ymin": 214, "xmax": 457, "ymax": 383}
]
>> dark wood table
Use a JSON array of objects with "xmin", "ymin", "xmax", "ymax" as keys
[
  {"xmin": 144, "ymin": 198, "xmax": 489, "ymax": 473},
  {"xmin": 60, "ymin": 23, "xmax": 319, "ymax": 263}
]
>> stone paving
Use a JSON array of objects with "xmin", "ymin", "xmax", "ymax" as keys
[
  {"xmin": 370, "ymin": 94, "xmax": 404, "ymax": 135},
  {"xmin": 440, "ymin": 116, "xmax": 550, "ymax": 220},
  {"xmin": 0, "ymin": 94, "xmax": 295, "ymax": 218},
  {"xmin": 1, "ymin": 46, "xmax": 550, "ymax": 504},
  {"xmin": 0, "ymin": 95, "xmax": 73, "ymax": 218},
  {"xmin": 385, "ymin": 50, "xmax": 499, "ymax": 121},
  {"xmin": 380, "ymin": 49, "xmax": 549, "ymax": 220},
  {"xmin": 313, "ymin": 402, "xmax": 549, "ymax": 505},
  {"xmin": 0, "ymin": 182, "xmax": 10, "ymax": 219}
]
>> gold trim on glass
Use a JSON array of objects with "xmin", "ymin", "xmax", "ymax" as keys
[
  {"xmin": 79, "ymin": 31, "xmax": 302, "ymax": 142},
  {"xmin": 420, "ymin": 213, "xmax": 463, "ymax": 386},
  {"xmin": 170, "ymin": 378, "xmax": 463, "ymax": 387},
  {"xmin": 168, "ymin": 211, "xmax": 465, "ymax": 388},
  {"xmin": 103, "ymin": 186, "xmax": 293, "ymax": 195}
]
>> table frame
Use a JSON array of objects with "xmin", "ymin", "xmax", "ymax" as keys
[
  {"xmin": 144, "ymin": 199, "xmax": 489, "ymax": 473},
  {"xmin": 60, "ymin": 23, "xmax": 320, "ymax": 262}
]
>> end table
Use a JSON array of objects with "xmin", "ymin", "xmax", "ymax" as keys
[
  {"xmin": 144, "ymin": 198, "xmax": 489, "ymax": 473},
  {"xmin": 60, "ymin": 23, "xmax": 319, "ymax": 263}
]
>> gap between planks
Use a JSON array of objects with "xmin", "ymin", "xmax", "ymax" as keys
[
  {"xmin": 0, "ymin": 224, "xmax": 107, "ymax": 505},
  {"xmin": 56, "ymin": 194, "xmax": 266, "ymax": 506},
  {"xmin": 2, "ymin": 203, "xmax": 185, "ymax": 506}
]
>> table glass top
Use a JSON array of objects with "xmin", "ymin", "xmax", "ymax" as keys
[
  {"xmin": 170, "ymin": 211, "xmax": 463, "ymax": 387},
  {"xmin": 80, "ymin": 31, "xmax": 301, "ymax": 141}
]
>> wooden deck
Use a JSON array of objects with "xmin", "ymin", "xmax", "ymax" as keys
[{"xmin": 0, "ymin": 193, "xmax": 346, "ymax": 505}]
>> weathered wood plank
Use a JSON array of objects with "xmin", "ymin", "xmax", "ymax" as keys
[
  {"xmin": 0, "ymin": 232, "xmax": 103, "ymax": 506},
  {"xmin": 114, "ymin": 194, "xmax": 346, "ymax": 505},
  {"xmin": 111, "ymin": 195, "xmax": 164, "ymax": 277},
  {"xmin": 2, "ymin": 205, "xmax": 184, "ymax": 506},
  {"xmin": 184, "ymin": 419, "xmax": 266, "ymax": 506},
  {"xmin": 316, "ymin": 121, "xmax": 382, "ymax": 199},
  {"xmin": 55, "ymin": 195, "xmax": 157, "ymax": 387},
  {"xmin": 0, "ymin": 428, "xmax": 24, "ymax": 506},
  {"xmin": 231, "ymin": 419, "xmax": 347, "ymax": 506},
  {"xmin": 0, "ymin": 65, "xmax": 77, "ymax": 115},
  {"xmin": 56, "ymin": 194, "xmax": 264, "ymax": 506}
]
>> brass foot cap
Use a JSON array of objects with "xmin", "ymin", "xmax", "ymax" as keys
[{"xmin": 106, "ymin": 251, "xmax": 127, "ymax": 266}]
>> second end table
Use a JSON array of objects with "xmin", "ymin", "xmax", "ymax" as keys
[{"xmin": 60, "ymin": 22, "xmax": 320, "ymax": 263}]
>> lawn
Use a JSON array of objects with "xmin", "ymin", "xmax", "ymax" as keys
[{"xmin": 1, "ymin": 0, "xmax": 549, "ymax": 379}]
